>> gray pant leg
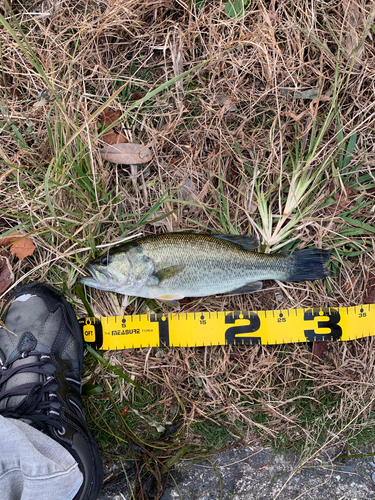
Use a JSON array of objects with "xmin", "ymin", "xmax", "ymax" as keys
[{"xmin": 0, "ymin": 415, "xmax": 83, "ymax": 500}]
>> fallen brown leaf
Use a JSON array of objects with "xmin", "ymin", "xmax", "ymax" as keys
[
  {"xmin": 132, "ymin": 91, "xmax": 143, "ymax": 100},
  {"xmin": 100, "ymin": 143, "xmax": 152, "ymax": 165},
  {"xmin": 33, "ymin": 97, "xmax": 49, "ymax": 108},
  {"xmin": 325, "ymin": 188, "xmax": 359, "ymax": 215},
  {"xmin": 177, "ymin": 178, "xmax": 198, "ymax": 202},
  {"xmin": 311, "ymin": 341, "xmax": 328, "ymax": 360},
  {"xmin": 0, "ymin": 232, "xmax": 36, "ymax": 260},
  {"xmin": 100, "ymin": 108, "xmax": 121, "ymax": 127},
  {"xmin": 342, "ymin": 0, "xmax": 362, "ymax": 67},
  {"xmin": 216, "ymin": 93, "xmax": 237, "ymax": 112},
  {"xmin": 364, "ymin": 271, "xmax": 375, "ymax": 304},
  {"xmin": 230, "ymin": 349, "xmax": 241, "ymax": 361},
  {"xmin": 343, "ymin": 276, "xmax": 356, "ymax": 294},
  {"xmin": 0, "ymin": 255, "xmax": 14, "ymax": 294},
  {"xmin": 336, "ymin": 188, "xmax": 358, "ymax": 197},
  {"xmin": 99, "ymin": 108, "xmax": 128, "ymax": 145},
  {"xmin": 102, "ymin": 130, "xmax": 128, "ymax": 145},
  {"xmin": 34, "ymin": 0, "xmax": 63, "ymax": 18}
]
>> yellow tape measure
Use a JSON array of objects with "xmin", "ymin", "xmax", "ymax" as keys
[{"xmin": 79, "ymin": 304, "xmax": 374, "ymax": 350}]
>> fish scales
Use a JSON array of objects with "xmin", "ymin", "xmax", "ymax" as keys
[
  {"xmin": 81, "ymin": 233, "xmax": 329, "ymax": 300},
  {"xmin": 135, "ymin": 233, "xmax": 288, "ymax": 297}
]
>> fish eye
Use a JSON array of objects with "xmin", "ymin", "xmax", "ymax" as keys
[{"xmin": 101, "ymin": 255, "xmax": 111, "ymax": 266}]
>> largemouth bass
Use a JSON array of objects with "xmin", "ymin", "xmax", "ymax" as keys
[{"xmin": 81, "ymin": 233, "xmax": 329, "ymax": 301}]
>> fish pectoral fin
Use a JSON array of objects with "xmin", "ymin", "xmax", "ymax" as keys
[
  {"xmin": 147, "ymin": 275, "xmax": 160, "ymax": 286},
  {"xmin": 156, "ymin": 294, "xmax": 185, "ymax": 304},
  {"xmin": 227, "ymin": 281, "xmax": 263, "ymax": 295},
  {"xmin": 154, "ymin": 265, "xmax": 184, "ymax": 283},
  {"xmin": 212, "ymin": 234, "xmax": 259, "ymax": 250}
]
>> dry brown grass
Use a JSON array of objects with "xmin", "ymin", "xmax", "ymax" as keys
[{"xmin": 1, "ymin": 0, "xmax": 375, "ymax": 477}]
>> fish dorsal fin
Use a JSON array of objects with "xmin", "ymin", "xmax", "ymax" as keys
[
  {"xmin": 154, "ymin": 265, "xmax": 184, "ymax": 283},
  {"xmin": 226, "ymin": 281, "xmax": 263, "ymax": 295},
  {"xmin": 212, "ymin": 234, "xmax": 259, "ymax": 250}
]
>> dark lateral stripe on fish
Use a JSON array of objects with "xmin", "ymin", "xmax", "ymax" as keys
[{"xmin": 285, "ymin": 249, "xmax": 330, "ymax": 282}]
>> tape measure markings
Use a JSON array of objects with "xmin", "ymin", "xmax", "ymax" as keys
[{"xmin": 78, "ymin": 304, "xmax": 375, "ymax": 351}]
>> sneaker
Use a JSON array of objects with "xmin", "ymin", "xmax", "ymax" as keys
[{"xmin": 0, "ymin": 283, "xmax": 103, "ymax": 500}]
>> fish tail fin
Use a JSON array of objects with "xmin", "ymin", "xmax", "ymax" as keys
[{"xmin": 285, "ymin": 249, "xmax": 330, "ymax": 282}]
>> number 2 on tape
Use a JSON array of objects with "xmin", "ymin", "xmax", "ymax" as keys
[{"xmin": 224, "ymin": 312, "xmax": 261, "ymax": 345}]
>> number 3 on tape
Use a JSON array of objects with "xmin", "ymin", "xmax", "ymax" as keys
[{"xmin": 303, "ymin": 308, "xmax": 342, "ymax": 341}]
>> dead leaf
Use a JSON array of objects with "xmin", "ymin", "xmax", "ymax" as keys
[
  {"xmin": 0, "ymin": 255, "xmax": 14, "ymax": 294},
  {"xmin": 338, "ymin": 188, "xmax": 358, "ymax": 197},
  {"xmin": 230, "ymin": 349, "xmax": 241, "ymax": 361},
  {"xmin": 33, "ymin": 97, "xmax": 49, "ymax": 108},
  {"xmin": 343, "ymin": 276, "xmax": 357, "ymax": 293},
  {"xmin": 311, "ymin": 341, "xmax": 328, "ymax": 360},
  {"xmin": 342, "ymin": 0, "xmax": 362, "ymax": 67},
  {"xmin": 177, "ymin": 179, "xmax": 198, "ymax": 202},
  {"xmin": 217, "ymin": 94, "xmax": 237, "ymax": 112},
  {"xmin": 34, "ymin": 0, "xmax": 63, "ymax": 18},
  {"xmin": 364, "ymin": 271, "xmax": 375, "ymax": 304},
  {"xmin": 325, "ymin": 188, "xmax": 359, "ymax": 215},
  {"xmin": 100, "ymin": 109, "xmax": 121, "ymax": 127},
  {"xmin": 100, "ymin": 143, "xmax": 152, "ymax": 165},
  {"xmin": 102, "ymin": 130, "xmax": 128, "ymax": 145},
  {"xmin": 132, "ymin": 91, "xmax": 143, "ymax": 101},
  {"xmin": 0, "ymin": 232, "xmax": 36, "ymax": 260},
  {"xmin": 176, "ymin": 178, "xmax": 199, "ymax": 216},
  {"xmin": 99, "ymin": 109, "xmax": 128, "ymax": 145},
  {"xmin": 280, "ymin": 88, "xmax": 322, "ymax": 100}
]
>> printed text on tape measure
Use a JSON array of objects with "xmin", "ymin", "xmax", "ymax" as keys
[{"xmin": 78, "ymin": 305, "xmax": 374, "ymax": 350}]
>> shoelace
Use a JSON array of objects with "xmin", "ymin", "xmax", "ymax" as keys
[{"xmin": 0, "ymin": 351, "xmax": 64, "ymax": 432}]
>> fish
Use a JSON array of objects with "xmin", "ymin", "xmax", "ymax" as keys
[{"xmin": 81, "ymin": 233, "xmax": 330, "ymax": 301}]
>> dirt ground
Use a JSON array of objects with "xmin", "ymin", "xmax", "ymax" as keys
[{"xmin": 98, "ymin": 443, "xmax": 375, "ymax": 500}]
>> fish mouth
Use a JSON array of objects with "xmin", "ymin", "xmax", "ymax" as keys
[{"xmin": 80, "ymin": 264, "xmax": 113, "ymax": 288}]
